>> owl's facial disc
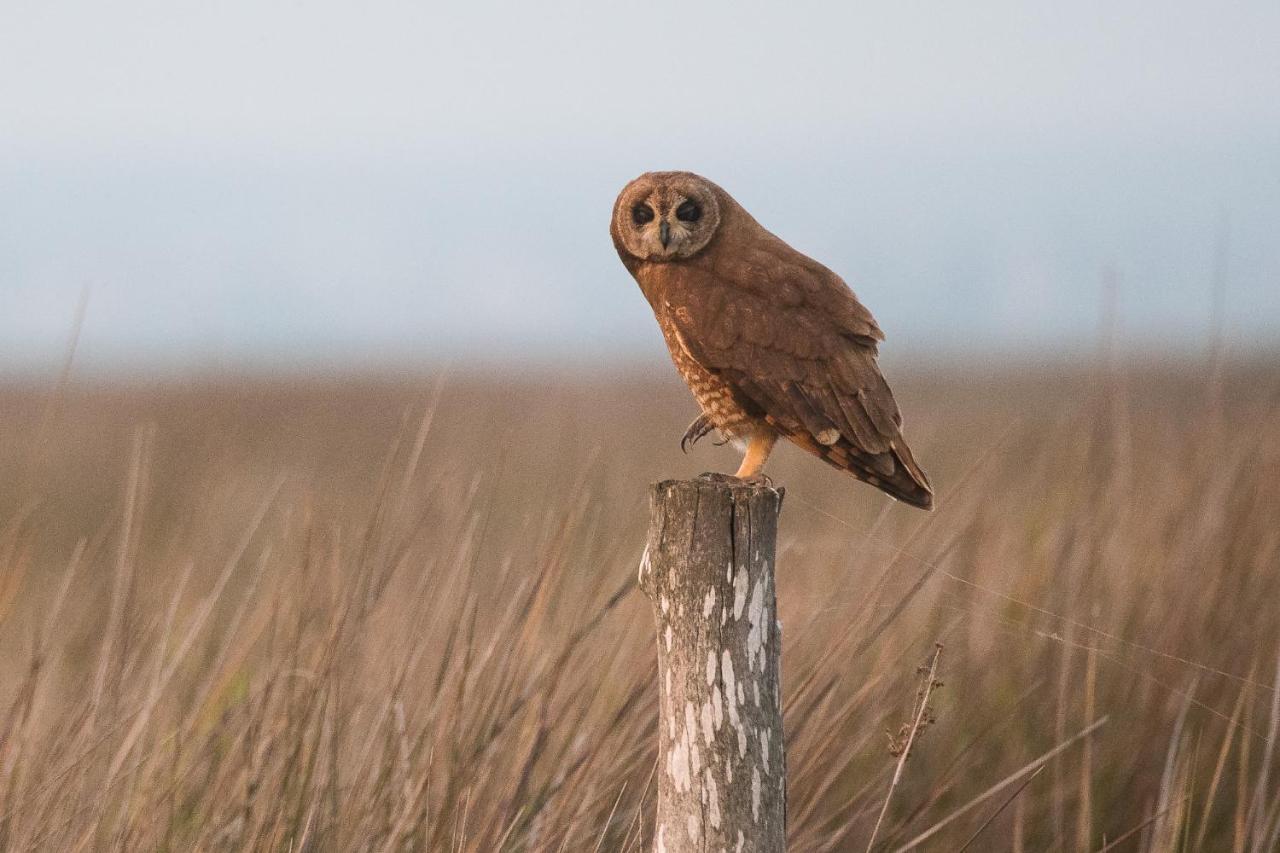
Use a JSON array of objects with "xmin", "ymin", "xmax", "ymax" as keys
[{"xmin": 614, "ymin": 174, "xmax": 721, "ymax": 262}]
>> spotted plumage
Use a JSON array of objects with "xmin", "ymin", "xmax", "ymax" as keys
[{"xmin": 610, "ymin": 170, "xmax": 933, "ymax": 509}]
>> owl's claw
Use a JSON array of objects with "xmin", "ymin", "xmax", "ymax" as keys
[
  {"xmin": 696, "ymin": 471, "xmax": 774, "ymax": 488},
  {"xmin": 680, "ymin": 415, "xmax": 716, "ymax": 454}
]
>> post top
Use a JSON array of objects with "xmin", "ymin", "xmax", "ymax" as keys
[{"xmin": 651, "ymin": 475, "xmax": 785, "ymax": 502}]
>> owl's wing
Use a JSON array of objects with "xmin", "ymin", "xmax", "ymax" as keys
[{"xmin": 668, "ymin": 249, "xmax": 933, "ymax": 508}]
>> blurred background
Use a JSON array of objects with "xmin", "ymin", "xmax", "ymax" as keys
[
  {"xmin": 3, "ymin": 3, "xmax": 1280, "ymax": 851},
  {"xmin": 2, "ymin": 1, "xmax": 1278, "ymax": 374}
]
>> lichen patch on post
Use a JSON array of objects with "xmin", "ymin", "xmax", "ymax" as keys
[
  {"xmin": 721, "ymin": 652, "xmax": 739, "ymax": 727},
  {"xmin": 746, "ymin": 578, "xmax": 765, "ymax": 671},
  {"xmin": 669, "ymin": 738, "xmax": 689, "ymax": 792},
  {"xmin": 706, "ymin": 770, "xmax": 721, "ymax": 829},
  {"xmin": 733, "ymin": 571, "xmax": 749, "ymax": 620},
  {"xmin": 752, "ymin": 767, "xmax": 761, "ymax": 822},
  {"xmin": 684, "ymin": 702, "xmax": 700, "ymax": 773}
]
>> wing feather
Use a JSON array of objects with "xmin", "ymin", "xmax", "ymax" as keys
[{"xmin": 665, "ymin": 256, "xmax": 932, "ymax": 508}]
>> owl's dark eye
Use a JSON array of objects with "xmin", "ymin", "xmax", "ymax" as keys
[
  {"xmin": 675, "ymin": 200, "xmax": 701, "ymax": 223},
  {"xmin": 631, "ymin": 203, "xmax": 655, "ymax": 225}
]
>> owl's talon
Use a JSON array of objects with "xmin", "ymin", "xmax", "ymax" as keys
[
  {"xmin": 681, "ymin": 415, "xmax": 715, "ymax": 454},
  {"xmin": 696, "ymin": 471, "xmax": 774, "ymax": 488}
]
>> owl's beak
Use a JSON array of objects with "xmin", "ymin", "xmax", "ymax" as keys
[{"xmin": 658, "ymin": 220, "xmax": 671, "ymax": 249}]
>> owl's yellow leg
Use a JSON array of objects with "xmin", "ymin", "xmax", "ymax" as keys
[{"xmin": 734, "ymin": 429, "xmax": 778, "ymax": 479}]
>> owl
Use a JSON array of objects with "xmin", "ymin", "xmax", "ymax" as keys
[{"xmin": 611, "ymin": 171, "xmax": 933, "ymax": 509}]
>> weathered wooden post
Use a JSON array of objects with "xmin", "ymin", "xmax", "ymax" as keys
[{"xmin": 638, "ymin": 478, "xmax": 786, "ymax": 852}]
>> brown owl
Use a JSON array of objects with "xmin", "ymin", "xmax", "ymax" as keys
[{"xmin": 610, "ymin": 171, "xmax": 933, "ymax": 509}]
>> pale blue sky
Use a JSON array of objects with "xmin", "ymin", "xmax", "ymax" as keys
[{"xmin": 2, "ymin": 1, "xmax": 1278, "ymax": 373}]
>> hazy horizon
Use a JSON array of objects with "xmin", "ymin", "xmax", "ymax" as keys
[{"xmin": 3, "ymin": 2, "xmax": 1278, "ymax": 375}]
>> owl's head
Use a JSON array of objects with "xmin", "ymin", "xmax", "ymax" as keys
[{"xmin": 612, "ymin": 171, "xmax": 723, "ymax": 263}]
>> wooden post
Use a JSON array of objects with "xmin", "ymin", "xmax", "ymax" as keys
[{"xmin": 638, "ymin": 478, "xmax": 786, "ymax": 852}]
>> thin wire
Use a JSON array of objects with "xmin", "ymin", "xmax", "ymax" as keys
[
  {"xmin": 935, "ymin": 602, "xmax": 1271, "ymax": 744},
  {"xmin": 786, "ymin": 490, "xmax": 1279, "ymax": 697}
]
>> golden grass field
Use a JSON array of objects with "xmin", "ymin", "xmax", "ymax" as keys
[{"xmin": 1, "ymin": 357, "xmax": 1278, "ymax": 851}]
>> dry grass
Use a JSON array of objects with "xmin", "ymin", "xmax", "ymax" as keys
[{"xmin": 1, "ymin": 357, "xmax": 1279, "ymax": 851}]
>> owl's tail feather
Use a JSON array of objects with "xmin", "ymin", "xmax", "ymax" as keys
[
  {"xmin": 787, "ymin": 430, "xmax": 934, "ymax": 510},
  {"xmin": 886, "ymin": 440, "xmax": 934, "ymax": 510}
]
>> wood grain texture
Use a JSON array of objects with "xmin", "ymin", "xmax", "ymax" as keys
[{"xmin": 638, "ymin": 478, "xmax": 786, "ymax": 852}]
